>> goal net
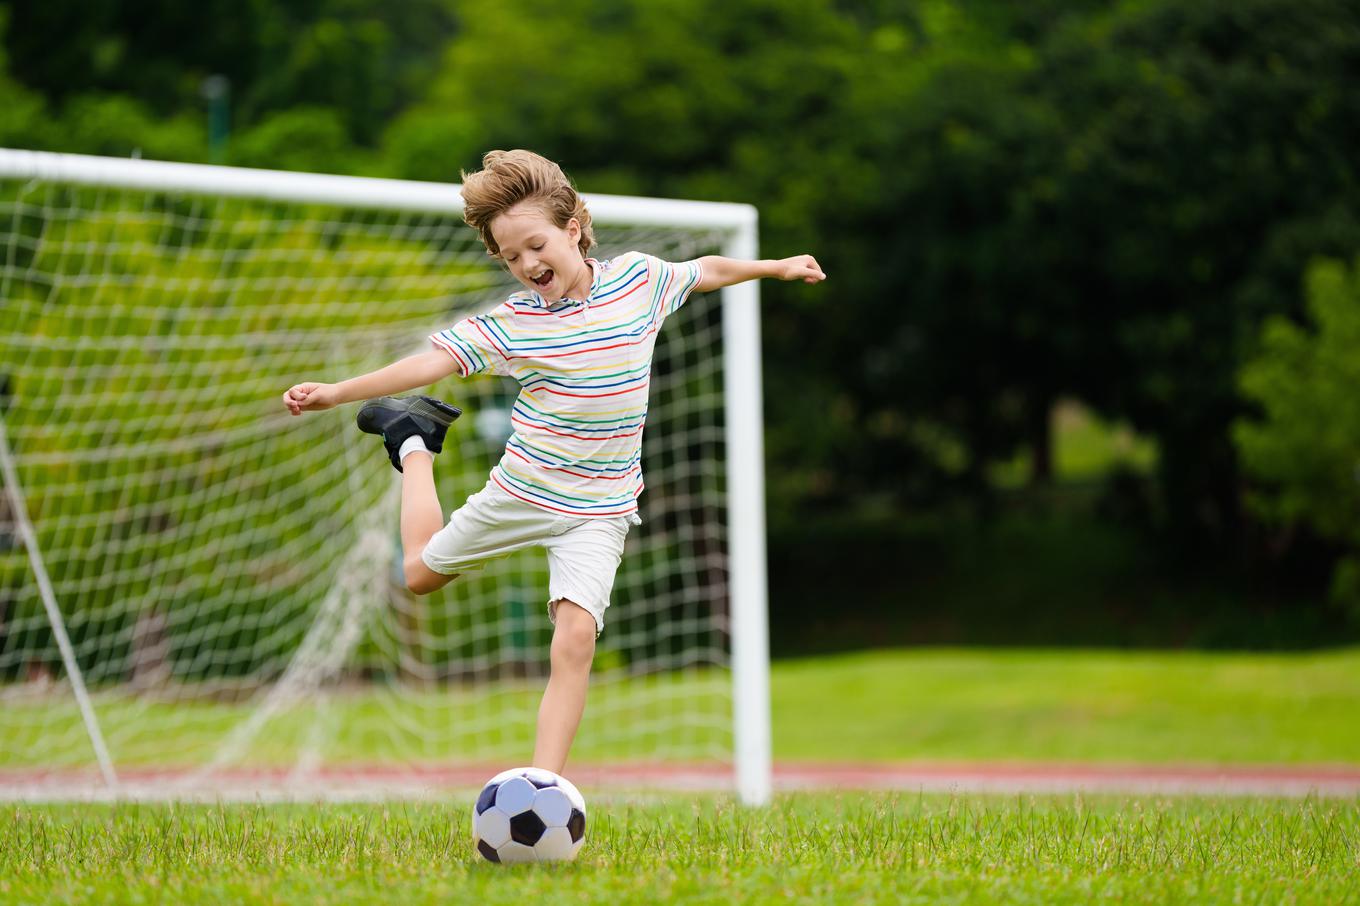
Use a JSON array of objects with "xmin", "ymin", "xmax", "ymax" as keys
[{"xmin": 0, "ymin": 150, "xmax": 770, "ymax": 802}]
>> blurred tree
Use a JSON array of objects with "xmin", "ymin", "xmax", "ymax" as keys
[
  {"xmin": 379, "ymin": 0, "xmax": 929, "ymax": 518},
  {"xmin": 229, "ymin": 106, "xmax": 372, "ymax": 174},
  {"xmin": 1236, "ymin": 258, "xmax": 1360, "ymax": 619},
  {"xmin": 380, "ymin": 0, "xmax": 855, "ymax": 189},
  {"xmin": 796, "ymin": 0, "xmax": 1360, "ymax": 533},
  {"xmin": 0, "ymin": 9, "xmax": 45, "ymax": 147},
  {"xmin": 791, "ymin": 20, "xmax": 1068, "ymax": 505},
  {"xmin": 375, "ymin": 0, "xmax": 1360, "ymax": 540},
  {"xmin": 4, "ymin": 0, "xmax": 254, "ymax": 110},
  {"xmin": 38, "ymin": 95, "xmax": 205, "ymax": 161},
  {"xmin": 4, "ymin": 0, "xmax": 1360, "ymax": 606},
  {"xmin": 1029, "ymin": 0, "xmax": 1360, "ymax": 547},
  {"xmin": 1, "ymin": 0, "xmax": 457, "ymax": 144},
  {"xmin": 0, "ymin": 10, "xmax": 205, "ymax": 159}
]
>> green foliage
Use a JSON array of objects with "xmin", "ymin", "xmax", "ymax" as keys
[
  {"xmin": 7, "ymin": 0, "xmax": 1360, "ymax": 625},
  {"xmin": 7, "ymin": 0, "xmax": 1360, "ymax": 517},
  {"xmin": 1236, "ymin": 258, "xmax": 1360, "ymax": 615},
  {"xmin": 1028, "ymin": 0, "xmax": 1360, "ymax": 542},
  {"xmin": 378, "ymin": 0, "xmax": 862, "ymax": 195},
  {"xmin": 0, "ymin": 74, "xmax": 42, "ymax": 148},
  {"xmin": 229, "ymin": 106, "xmax": 373, "ymax": 174},
  {"xmin": 381, "ymin": 108, "xmax": 485, "ymax": 183},
  {"xmin": 2, "ymin": 0, "xmax": 456, "ymax": 143},
  {"xmin": 37, "ymin": 94, "xmax": 206, "ymax": 161},
  {"xmin": 770, "ymin": 499, "xmax": 1344, "ymax": 653},
  {"xmin": 0, "ymin": 9, "xmax": 208, "ymax": 159}
]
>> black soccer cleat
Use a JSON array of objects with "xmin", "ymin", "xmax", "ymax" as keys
[{"xmin": 355, "ymin": 395, "xmax": 461, "ymax": 472}]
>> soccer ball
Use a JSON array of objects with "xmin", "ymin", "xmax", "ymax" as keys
[{"xmin": 472, "ymin": 767, "xmax": 586, "ymax": 863}]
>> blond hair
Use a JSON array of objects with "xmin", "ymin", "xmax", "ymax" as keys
[{"xmin": 460, "ymin": 150, "xmax": 595, "ymax": 258}]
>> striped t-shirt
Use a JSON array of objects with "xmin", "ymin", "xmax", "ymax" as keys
[{"xmin": 430, "ymin": 252, "xmax": 704, "ymax": 518}]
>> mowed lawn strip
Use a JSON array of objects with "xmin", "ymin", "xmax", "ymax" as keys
[
  {"xmin": 771, "ymin": 647, "xmax": 1360, "ymax": 763},
  {"xmin": 3, "ymin": 647, "xmax": 1359, "ymax": 771},
  {"xmin": 3, "ymin": 795, "xmax": 1357, "ymax": 905}
]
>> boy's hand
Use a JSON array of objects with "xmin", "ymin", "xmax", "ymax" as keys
[
  {"xmin": 282, "ymin": 382, "xmax": 339, "ymax": 416},
  {"xmin": 775, "ymin": 255, "xmax": 826, "ymax": 284}
]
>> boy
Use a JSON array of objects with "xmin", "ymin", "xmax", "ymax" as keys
[{"xmin": 282, "ymin": 149, "xmax": 824, "ymax": 774}]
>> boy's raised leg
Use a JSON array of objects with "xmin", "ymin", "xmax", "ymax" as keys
[
  {"xmin": 397, "ymin": 451, "xmax": 457, "ymax": 594},
  {"xmin": 355, "ymin": 395, "xmax": 462, "ymax": 595},
  {"xmin": 532, "ymin": 601, "xmax": 596, "ymax": 774}
]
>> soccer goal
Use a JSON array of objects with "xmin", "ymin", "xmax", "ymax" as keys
[{"xmin": 0, "ymin": 149, "xmax": 771, "ymax": 804}]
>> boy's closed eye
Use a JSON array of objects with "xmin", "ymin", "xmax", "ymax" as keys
[{"xmin": 504, "ymin": 244, "xmax": 545, "ymax": 263}]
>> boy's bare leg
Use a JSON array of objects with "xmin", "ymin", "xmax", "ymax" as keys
[
  {"xmin": 398, "ymin": 452, "xmax": 458, "ymax": 594},
  {"xmin": 533, "ymin": 601, "xmax": 596, "ymax": 774}
]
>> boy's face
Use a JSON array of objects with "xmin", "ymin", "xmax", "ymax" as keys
[{"xmin": 490, "ymin": 202, "xmax": 586, "ymax": 302}]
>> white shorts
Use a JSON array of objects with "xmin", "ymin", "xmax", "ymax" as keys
[{"xmin": 421, "ymin": 481, "xmax": 639, "ymax": 634}]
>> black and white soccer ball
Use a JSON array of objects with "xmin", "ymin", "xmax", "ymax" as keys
[{"xmin": 472, "ymin": 767, "xmax": 586, "ymax": 863}]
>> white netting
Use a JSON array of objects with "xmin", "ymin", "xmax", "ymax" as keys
[{"xmin": 0, "ymin": 162, "xmax": 741, "ymax": 795}]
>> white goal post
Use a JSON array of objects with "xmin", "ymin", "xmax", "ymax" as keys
[{"xmin": 0, "ymin": 149, "xmax": 771, "ymax": 804}]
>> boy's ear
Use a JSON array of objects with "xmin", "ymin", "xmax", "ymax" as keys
[{"xmin": 566, "ymin": 217, "xmax": 581, "ymax": 243}]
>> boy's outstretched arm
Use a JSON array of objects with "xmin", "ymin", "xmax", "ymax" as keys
[
  {"xmin": 282, "ymin": 349, "xmax": 457, "ymax": 416},
  {"xmin": 693, "ymin": 254, "xmax": 826, "ymax": 293}
]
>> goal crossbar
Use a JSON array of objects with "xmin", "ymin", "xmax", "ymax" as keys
[{"xmin": 0, "ymin": 149, "xmax": 756, "ymax": 229}]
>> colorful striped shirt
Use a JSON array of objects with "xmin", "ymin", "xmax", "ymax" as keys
[{"xmin": 430, "ymin": 252, "xmax": 704, "ymax": 518}]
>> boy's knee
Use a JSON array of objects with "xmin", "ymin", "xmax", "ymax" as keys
[
  {"xmin": 550, "ymin": 601, "xmax": 596, "ymax": 670},
  {"xmin": 403, "ymin": 554, "xmax": 454, "ymax": 595}
]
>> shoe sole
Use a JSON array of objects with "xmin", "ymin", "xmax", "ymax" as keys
[{"xmin": 407, "ymin": 396, "xmax": 462, "ymax": 426}]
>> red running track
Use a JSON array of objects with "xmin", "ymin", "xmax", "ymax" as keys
[{"xmin": 3, "ymin": 762, "xmax": 1359, "ymax": 801}]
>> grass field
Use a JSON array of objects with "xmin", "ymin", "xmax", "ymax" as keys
[
  {"xmin": 4, "ymin": 794, "xmax": 1357, "ymax": 905},
  {"xmin": 772, "ymin": 647, "xmax": 1360, "ymax": 763},
  {"xmin": 4, "ymin": 647, "xmax": 1360, "ymax": 772},
  {"xmin": 5, "ymin": 648, "xmax": 1358, "ymax": 903}
]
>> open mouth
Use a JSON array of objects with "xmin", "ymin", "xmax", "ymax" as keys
[{"xmin": 531, "ymin": 269, "xmax": 554, "ymax": 290}]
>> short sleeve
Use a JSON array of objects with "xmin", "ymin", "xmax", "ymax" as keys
[
  {"xmin": 430, "ymin": 309, "xmax": 511, "ymax": 377},
  {"xmin": 646, "ymin": 255, "xmax": 704, "ymax": 319}
]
